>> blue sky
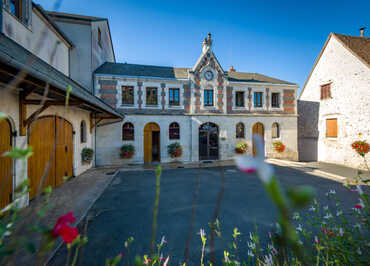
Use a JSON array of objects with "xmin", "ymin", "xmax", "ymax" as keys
[{"xmin": 36, "ymin": 0, "xmax": 369, "ymax": 93}]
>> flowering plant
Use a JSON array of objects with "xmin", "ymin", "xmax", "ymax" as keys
[
  {"xmin": 273, "ymin": 141, "xmax": 285, "ymax": 153},
  {"xmin": 167, "ymin": 142, "xmax": 182, "ymax": 158},
  {"xmin": 351, "ymin": 140, "xmax": 369, "ymax": 157},
  {"xmin": 235, "ymin": 142, "xmax": 248, "ymax": 154},
  {"xmin": 81, "ymin": 148, "xmax": 94, "ymax": 163},
  {"xmin": 120, "ymin": 144, "xmax": 135, "ymax": 159},
  {"xmin": 51, "ymin": 212, "xmax": 79, "ymax": 244}
]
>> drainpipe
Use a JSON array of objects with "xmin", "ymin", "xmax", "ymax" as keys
[
  {"xmin": 189, "ymin": 116, "xmax": 192, "ymax": 162},
  {"xmin": 0, "ymin": 0, "xmax": 3, "ymax": 34}
]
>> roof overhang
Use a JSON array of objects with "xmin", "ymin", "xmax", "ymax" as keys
[{"xmin": 0, "ymin": 33, "xmax": 123, "ymax": 120}]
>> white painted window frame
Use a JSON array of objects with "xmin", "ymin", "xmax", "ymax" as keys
[
  {"xmin": 251, "ymin": 88, "xmax": 267, "ymax": 111},
  {"xmin": 269, "ymin": 88, "xmax": 284, "ymax": 111}
]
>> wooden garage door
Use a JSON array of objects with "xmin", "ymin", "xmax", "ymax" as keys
[
  {"xmin": 28, "ymin": 116, "xmax": 73, "ymax": 199},
  {"xmin": 0, "ymin": 119, "xmax": 13, "ymax": 210}
]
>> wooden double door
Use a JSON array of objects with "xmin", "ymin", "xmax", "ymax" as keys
[
  {"xmin": 28, "ymin": 116, "xmax": 73, "ymax": 199},
  {"xmin": 144, "ymin": 123, "xmax": 160, "ymax": 163},
  {"xmin": 0, "ymin": 119, "xmax": 13, "ymax": 210},
  {"xmin": 252, "ymin": 122, "xmax": 264, "ymax": 156},
  {"xmin": 199, "ymin": 122, "xmax": 219, "ymax": 161}
]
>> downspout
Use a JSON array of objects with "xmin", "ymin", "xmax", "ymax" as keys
[{"xmin": 0, "ymin": 0, "xmax": 3, "ymax": 34}]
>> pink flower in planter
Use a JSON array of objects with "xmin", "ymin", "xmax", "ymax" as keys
[{"xmin": 235, "ymin": 134, "xmax": 274, "ymax": 184}]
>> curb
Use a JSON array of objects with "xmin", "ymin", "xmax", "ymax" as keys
[
  {"xmin": 267, "ymin": 159, "xmax": 347, "ymax": 182},
  {"xmin": 46, "ymin": 169, "xmax": 120, "ymax": 264}
]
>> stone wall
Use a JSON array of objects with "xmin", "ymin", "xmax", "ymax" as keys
[
  {"xmin": 299, "ymin": 35, "xmax": 370, "ymax": 169},
  {"xmin": 96, "ymin": 114, "xmax": 298, "ymax": 166}
]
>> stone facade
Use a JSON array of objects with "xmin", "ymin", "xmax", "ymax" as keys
[
  {"xmin": 95, "ymin": 35, "xmax": 299, "ymax": 165},
  {"xmin": 299, "ymin": 33, "xmax": 370, "ymax": 169}
]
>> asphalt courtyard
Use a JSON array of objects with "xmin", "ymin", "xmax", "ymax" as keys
[{"xmin": 50, "ymin": 164, "xmax": 367, "ymax": 265}]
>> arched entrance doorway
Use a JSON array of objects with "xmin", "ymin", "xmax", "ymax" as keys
[
  {"xmin": 144, "ymin": 123, "xmax": 160, "ymax": 163},
  {"xmin": 199, "ymin": 122, "xmax": 219, "ymax": 161},
  {"xmin": 252, "ymin": 122, "xmax": 264, "ymax": 156},
  {"xmin": 0, "ymin": 119, "xmax": 13, "ymax": 209},
  {"xmin": 28, "ymin": 116, "xmax": 73, "ymax": 199}
]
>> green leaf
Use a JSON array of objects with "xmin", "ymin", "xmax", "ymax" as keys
[
  {"xmin": 5, "ymin": 146, "xmax": 33, "ymax": 159},
  {"xmin": 287, "ymin": 186, "xmax": 315, "ymax": 208},
  {"xmin": 25, "ymin": 242, "xmax": 36, "ymax": 254},
  {"xmin": 66, "ymin": 85, "xmax": 72, "ymax": 105}
]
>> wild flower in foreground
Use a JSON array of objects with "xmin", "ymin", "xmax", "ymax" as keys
[
  {"xmin": 51, "ymin": 212, "xmax": 79, "ymax": 244},
  {"xmin": 234, "ymin": 135, "xmax": 274, "ymax": 184}
]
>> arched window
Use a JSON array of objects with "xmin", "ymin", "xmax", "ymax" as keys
[
  {"xmin": 122, "ymin": 122, "xmax": 134, "ymax": 141},
  {"xmin": 169, "ymin": 122, "xmax": 180, "ymax": 140},
  {"xmin": 236, "ymin": 122, "xmax": 245, "ymax": 138},
  {"xmin": 80, "ymin": 120, "xmax": 87, "ymax": 143},
  {"xmin": 272, "ymin": 123, "xmax": 280, "ymax": 138}
]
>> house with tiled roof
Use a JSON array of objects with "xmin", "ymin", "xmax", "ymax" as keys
[
  {"xmin": 94, "ymin": 34, "xmax": 300, "ymax": 165},
  {"xmin": 0, "ymin": 1, "xmax": 122, "ymax": 210},
  {"xmin": 298, "ymin": 29, "xmax": 370, "ymax": 169}
]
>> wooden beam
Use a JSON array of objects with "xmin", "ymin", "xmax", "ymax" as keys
[
  {"xmin": 90, "ymin": 114, "xmax": 103, "ymax": 133},
  {"xmin": 23, "ymin": 99, "xmax": 82, "ymax": 106},
  {"xmin": 24, "ymin": 103, "xmax": 51, "ymax": 128},
  {"xmin": 19, "ymin": 92, "xmax": 27, "ymax": 136}
]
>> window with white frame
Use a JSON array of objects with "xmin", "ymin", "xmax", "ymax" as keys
[
  {"xmin": 235, "ymin": 91, "xmax": 245, "ymax": 107},
  {"xmin": 204, "ymin": 89, "xmax": 214, "ymax": 106},
  {"xmin": 271, "ymin": 93, "xmax": 280, "ymax": 108},
  {"xmin": 254, "ymin": 92, "xmax": 263, "ymax": 107}
]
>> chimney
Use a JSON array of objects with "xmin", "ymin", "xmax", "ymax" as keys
[
  {"xmin": 229, "ymin": 66, "xmax": 236, "ymax": 72},
  {"xmin": 202, "ymin": 33, "xmax": 213, "ymax": 53},
  {"xmin": 360, "ymin": 27, "xmax": 366, "ymax": 37}
]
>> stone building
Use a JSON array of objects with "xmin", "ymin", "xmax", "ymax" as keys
[
  {"xmin": 95, "ymin": 34, "xmax": 299, "ymax": 165},
  {"xmin": 0, "ymin": 1, "xmax": 122, "ymax": 210},
  {"xmin": 298, "ymin": 30, "xmax": 370, "ymax": 169}
]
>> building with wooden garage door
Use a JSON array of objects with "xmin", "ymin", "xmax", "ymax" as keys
[{"xmin": 0, "ymin": 1, "xmax": 123, "ymax": 210}]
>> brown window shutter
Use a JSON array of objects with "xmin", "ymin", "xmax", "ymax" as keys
[{"xmin": 326, "ymin": 118, "xmax": 337, "ymax": 137}]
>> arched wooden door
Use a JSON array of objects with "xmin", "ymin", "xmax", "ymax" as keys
[
  {"xmin": 0, "ymin": 119, "xmax": 13, "ymax": 210},
  {"xmin": 28, "ymin": 116, "xmax": 73, "ymax": 199},
  {"xmin": 199, "ymin": 122, "xmax": 219, "ymax": 161},
  {"xmin": 252, "ymin": 122, "xmax": 264, "ymax": 156},
  {"xmin": 144, "ymin": 123, "xmax": 160, "ymax": 163}
]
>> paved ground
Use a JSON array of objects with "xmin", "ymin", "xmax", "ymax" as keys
[
  {"xmin": 49, "ymin": 163, "xmax": 369, "ymax": 266},
  {"xmin": 3, "ymin": 167, "xmax": 119, "ymax": 266}
]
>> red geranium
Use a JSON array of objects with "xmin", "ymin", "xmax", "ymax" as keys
[
  {"xmin": 52, "ymin": 212, "xmax": 79, "ymax": 244},
  {"xmin": 351, "ymin": 140, "xmax": 369, "ymax": 157}
]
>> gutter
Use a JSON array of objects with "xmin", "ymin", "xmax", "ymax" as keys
[{"xmin": 94, "ymin": 73, "xmax": 189, "ymax": 81}]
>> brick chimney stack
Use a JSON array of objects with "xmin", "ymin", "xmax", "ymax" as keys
[
  {"xmin": 229, "ymin": 66, "xmax": 236, "ymax": 72},
  {"xmin": 360, "ymin": 27, "xmax": 366, "ymax": 37}
]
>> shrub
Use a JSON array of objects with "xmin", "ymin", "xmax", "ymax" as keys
[
  {"xmin": 81, "ymin": 148, "xmax": 94, "ymax": 163},
  {"xmin": 120, "ymin": 144, "xmax": 135, "ymax": 159},
  {"xmin": 167, "ymin": 142, "xmax": 182, "ymax": 158},
  {"xmin": 273, "ymin": 140, "xmax": 285, "ymax": 153},
  {"xmin": 351, "ymin": 140, "xmax": 369, "ymax": 157},
  {"xmin": 235, "ymin": 142, "xmax": 248, "ymax": 154}
]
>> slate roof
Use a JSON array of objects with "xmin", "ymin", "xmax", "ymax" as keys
[
  {"xmin": 95, "ymin": 62, "xmax": 189, "ymax": 79},
  {"xmin": 226, "ymin": 71, "xmax": 297, "ymax": 85},
  {"xmin": 46, "ymin": 11, "xmax": 106, "ymax": 22},
  {"xmin": 333, "ymin": 33, "xmax": 370, "ymax": 67},
  {"xmin": 0, "ymin": 34, "xmax": 123, "ymax": 119},
  {"xmin": 95, "ymin": 62, "xmax": 297, "ymax": 85}
]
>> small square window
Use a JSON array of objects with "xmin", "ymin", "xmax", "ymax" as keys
[{"xmin": 235, "ymin": 91, "xmax": 245, "ymax": 107}]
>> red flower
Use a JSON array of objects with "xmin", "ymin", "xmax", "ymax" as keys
[
  {"xmin": 354, "ymin": 204, "xmax": 363, "ymax": 209},
  {"xmin": 52, "ymin": 212, "xmax": 79, "ymax": 244}
]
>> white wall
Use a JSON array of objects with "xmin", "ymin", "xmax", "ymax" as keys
[
  {"xmin": 2, "ymin": 7, "xmax": 70, "ymax": 76},
  {"xmin": 300, "ymin": 36, "xmax": 370, "ymax": 169}
]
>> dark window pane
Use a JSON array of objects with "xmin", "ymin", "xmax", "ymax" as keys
[
  {"xmin": 271, "ymin": 93, "xmax": 280, "ymax": 108},
  {"xmin": 122, "ymin": 86, "xmax": 134, "ymax": 104},
  {"xmin": 236, "ymin": 123, "xmax": 245, "ymax": 138},
  {"xmin": 169, "ymin": 88, "xmax": 180, "ymax": 106},
  {"xmin": 235, "ymin": 92, "xmax": 245, "ymax": 107},
  {"xmin": 146, "ymin": 87, "xmax": 158, "ymax": 105},
  {"xmin": 122, "ymin": 123, "xmax": 134, "ymax": 140},
  {"xmin": 204, "ymin": 90, "xmax": 214, "ymax": 106},
  {"xmin": 169, "ymin": 122, "xmax": 180, "ymax": 139}
]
